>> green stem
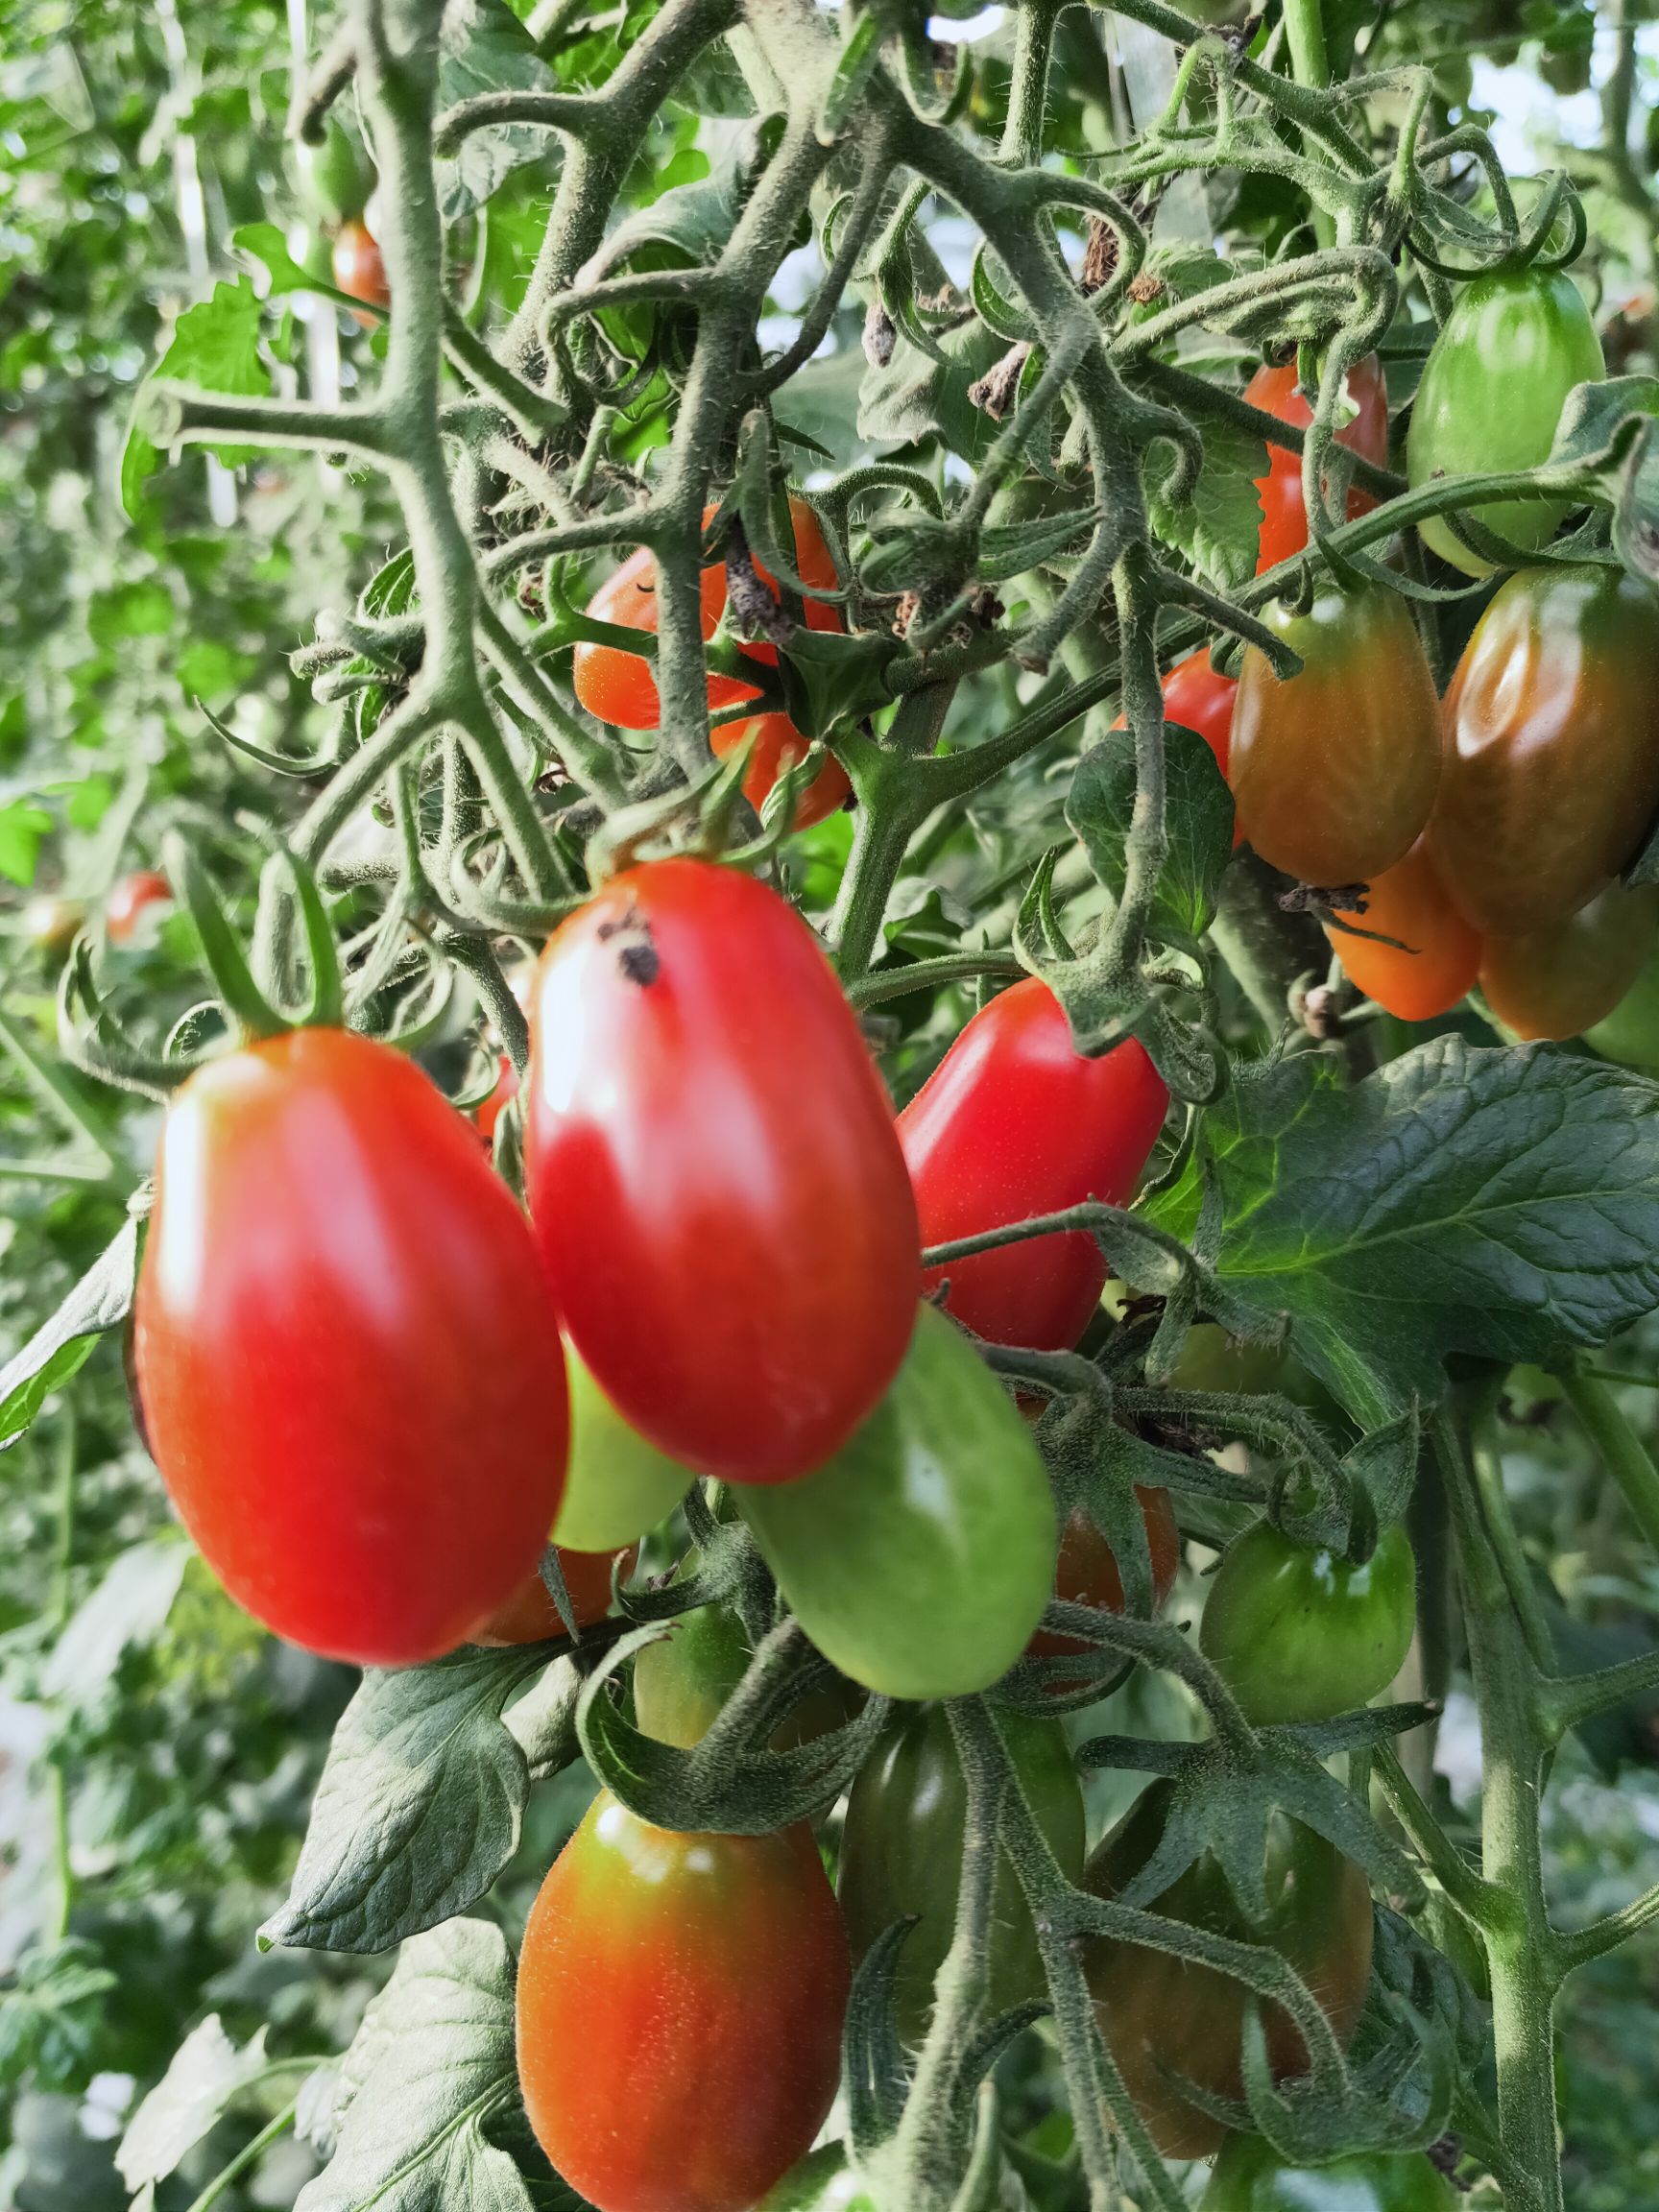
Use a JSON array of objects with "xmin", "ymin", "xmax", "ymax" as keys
[
  {"xmin": 182, "ymin": 2104, "xmax": 299, "ymax": 2212},
  {"xmin": 1560, "ymin": 1367, "xmax": 1659, "ymax": 1555}
]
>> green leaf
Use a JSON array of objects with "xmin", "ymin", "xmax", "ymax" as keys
[
  {"xmin": 231, "ymin": 220, "xmax": 354, "ymax": 307},
  {"xmin": 259, "ymin": 1647, "xmax": 573, "ymax": 1955},
  {"xmin": 0, "ymin": 1941, "xmax": 118, "ymax": 2093},
  {"xmin": 1067, "ymin": 719, "xmax": 1234, "ymax": 940},
  {"xmin": 0, "ymin": 799, "xmax": 53, "ymax": 886},
  {"xmin": 0, "ymin": 1218, "xmax": 139, "ymax": 1452},
  {"xmin": 1146, "ymin": 1040, "xmax": 1659, "ymax": 1424},
  {"xmin": 121, "ymin": 278, "xmax": 271, "ymax": 518},
  {"xmin": 294, "ymin": 1919, "xmax": 531, "ymax": 2212},
  {"xmin": 40, "ymin": 1536, "xmax": 191, "ymax": 1703},
  {"xmin": 857, "ymin": 318, "xmax": 1006, "ymax": 464},
  {"xmin": 1145, "ymin": 389, "xmax": 1267, "ymax": 590},
  {"xmin": 117, "ymin": 2015, "xmax": 270, "ymax": 2194},
  {"xmin": 436, "ymin": 0, "xmax": 553, "ymax": 223},
  {"xmin": 87, "ymin": 579, "xmax": 175, "ymax": 647}
]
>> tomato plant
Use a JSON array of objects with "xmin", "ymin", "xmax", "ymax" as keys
[
  {"xmin": 330, "ymin": 216, "xmax": 389, "ymax": 319},
  {"xmin": 1588, "ymin": 939, "xmax": 1659, "ymax": 1069},
  {"xmin": 1324, "ymin": 838, "xmax": 1481, "ymax": 1022},
  {"xmin": 1114, "ymin": 647, "xmax": 1238, "ymax": 777},
  {"xmin": 525, "ymin": 857, "xmax": 920, "ymax": 1483},
  {"xmin": 133, "ymin": 1026, "xmax": 568, "ymax": 1666},
  {"xmin": 105, "ymin": 868, "xmax": 171, "ymax": 946},
  {"xmin": 900, "ymin": 977, "xmax": 1168, "ymax": 1351},
  {"xmin": 1202, "ymin": 2135, "xmax": 1456, "ymax": 2210},
  {"xmin": 517, "ymin": 1793, "xmax": 850, "ymax": 2212},
  {"xmin": 1245, "ymin": 352, "xmax": 1389, "ymax": 573},
  {"xmin": 1028, "ymin": 1491, "xmax": 1180, "ymax": 1688},
  {"xmin": 1199, "ymin": 1518, "xmax": 1417, "ymax": 1725},
  {"xmin": 471, "ymin": 1542, "xmax": 635, "ymax": 1645},
  {"xmin": 1479, "ymin": 880, "xmax": 1659, "ymax": 1043}
]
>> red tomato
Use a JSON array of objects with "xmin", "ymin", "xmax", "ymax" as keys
[
  {"xmin": 476, "ymin": 1052, "xmax": 518, "ymax": 1144},
  {"xmin": 1160, "ymin": 648, "xmax": 1238, "ymax": 776},
  {"xmin": 134, "ymin": 1027, "xmax": 567, "ymax": 1666},
  {"xmin": 470, "ymin": 1543, "xmax": 636, "ymax": 1646},
  {"xmin": 517, "ymin": 1794, "xmax": 850, "ymax": 2212},
  {"xmin": 331, "ymin": 218, "xmax": 389, "ymax": 324},
  {"xmin": 1028, "ymin": 1491, "xmax": 1181, "ymax": 1690},
  {"xmin": 1324, "ymin": 837, "xmax": 1481, "ymax": 1022},
  {"xmin": 709, "ymin": 712, "xmax": 852, "ymax": 829},
  {"xmin": 900, "ymin": 978, "xmax": 1168, "ymax": 1352},
  {"xmin": 1246, "ymin": 353, "xmax": 1388, "ymax": 573},
  {"xmin": 106, "ymin": 869, "xmax": 171, "ymax": 947},
  {"xmin": 525, "ymin": 858, "xmax": 920, "ymax": 1483}
]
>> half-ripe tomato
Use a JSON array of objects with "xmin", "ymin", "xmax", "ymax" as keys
[
  {"xmin": 553, "ymin": 1340, "xmax": 694, "ymax": 1551},
  {"xmin": 1245, "ymin": 353, "xmax": 1389, "ymax": 574},
  {"xmin": 1587, "ymin": 938, "xmax": 1659, "ymax": 1068},
  {"xmin": 106, "ymin": 869, "xmax": 172, "ymax": 948},
  {"xmin": 517, "ymin": 1793, "xmax": 850, "ymax": 2212},
  {"xmin": 1230, "ymin": 585, "xmax": 1441, "ymax": 887},
  {"xmin": 471, "ymin": 1543, "xmax": 636, "ymax": 1646},
  {"xmin": 1084, "ymin": 1780, "xmax": 1374, "ymax": 2158},
  {"xmin": 710, "ymin": 712, "xmax": 852, "ymax": 829},
  {"xmin": 1202, "ymin": 2135, "xmax": 1455, "ymax": 2211},
  {"xmin": 1028, "ymin": 1491, "xmax": 1180, "ymax": 1690},
  {"xmin": 1324, "ymin": 837, "xmax": 1481, "ymax": 1022},
  {"xmin": 134, "ymin": 1027, "xmax": 567, "ymax": 1666},
  {"xmin": 1431, "ymin": 565, "xmax": 1659, "ymax": 937},
  {"xmin": 526, "ymin": 858, "xmax": 920, "ymax": 1484},
  {"xmin": 837, "ymin": 1702, "xmax": 1086, "ymax": 2042},
  {"xmin": 1407, "ymin": 267, "xmax": 1604, "ymax": 577},
  {"xmin": 1199, "ymin": 1518, "xmax": 1416, "ymax": 1725},
  {"xmin": 900, "ymin": 978, "xmax": 1168, "ymax": 1353},
  {"xmin": 1479, "ymin": 880, "xmax": 1659, "ymax": 1042},
  {"xmin": 331, "ymin": 217, "xmax": 389, "ymax": 322},
  {"xmin": 737, "ymin": 1304, "xmax": 1056, "ymax": 1698}
]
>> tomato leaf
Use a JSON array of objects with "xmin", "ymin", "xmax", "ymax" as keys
[
  {"xmin": 0, "ymin": 798, "xmax": 53, "ymax": 886},
  {"xmin": 117, "ymin": 2014, "xmax": 270, "ymax": 2194},
  {"xmin": 435, "ymin": 0, "xmax": 553, "ymax": 223},
  {"xmin": 1068, "ymin": 718, "xmax": 1234, "ymax": 942},
  {"xmin": 1145, "ymin": 1039, "xmax": 1659, "ymax": 1424},
  {"xmin": 293, "ymin": 1919, "xmax": 531, "ymax": 2212},
  {"xmin": 857, "ymin": 318, "xmax": 1006, "ymax": 463},
  {"xmin": 0, "ymin": 1217, "xmax": 139, "ymax": 1453},
  {"xmin": 1143, "ymin": 386, "xmax": 1268, "ymax": 590},
  {"xmin": 122, "ymin": 279, "xmax": 272, "ymax": 518},
  {"xmin": 260, "ymin": 1648, "xmax": 575, "ymax": 1955}
]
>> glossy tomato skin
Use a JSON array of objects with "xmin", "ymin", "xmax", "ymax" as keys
[
  {"xmin": 900, "ymin": 978, "xmax": 1168, "ymax": 1353},
  {"xmin": 1324, "ymin": 838, "xmax": 1481, "ymax": 1022},
  {"xmin": 1084, "ymin": 1781, "xmax": 1374, "ymax": 2158},
  {"xmin": 106, "ymin": 869, "xmax": 171, "ymax": 947},
  {"xmin": 710, "ymin": 711, "xmax": 852, "ymax": 829},
  {"xmin": 526, "ymin": 858, "xmax": 920, "ymax": 1484},
  {"xmin": 1479, "ymin": 881, "xmax": 1659, "ymax": 1042},
  {"xmin": 1028, "ymin": 1491, "xmax": 1180, "ymax": 1689},
  {"xmin": 1246, "ymin": 353, "xmax": 1388, "ymax": 574},
  {"xmin": 737, "ymin": 1303, "xmax": 1057, "ymax": 1698},
  {"xmin": 1587, "ymin": 938, "xmax": 1659, "ymax": 1068},
  {"xmin": 838, "ymin": 1702, "xmax": 1086, "ymax": 2043},
  {"xmin": 331, "ymin": 218, "xmax": 389, "ymax": 321},
  {"xmin": 1202, "ymin": 2135, "xmax": 1455, "ymax": 2211},
  {"xmin": 1432, "ymin": 565, "xmax": 1659, "ymax": 937},
  {"xmin": 633, "ymin": 1591, "xmax": 864, "ymax": 1749},
  {"xmin": 553, "ymin": 1340, "xmax": 693, "ymax": 1551},
  {"xmin": 517, "ymin": 1793, "xmax": 850, "ymax": 2212},
  {"xmin": 1230, "ymin": 586, "xmax": 1441, "ymax": 887},
  {"xmin": 134, "ymin": 1027, "xmax": 567, "ymax": 1666},
  {"xmin": 471, "ymin": 1543, "xmax": 636, "ymax": 1646},
  {"xmin": 1162, "ymin": 648, "xmax": 1240, "ymax": 777},
  {"xmin": 1200, "ymin": 1519, "xmax": 1415, "ymax": 1725},
  {"xmin": 1407, "ymin": 268, "xmax": 1604, "ymax": 576}
]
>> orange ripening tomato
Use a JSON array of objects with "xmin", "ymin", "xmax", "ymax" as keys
[
  {"xmin": 710, "ymin": 711, "xmax": 852, "ymax": 830},
  {"xmin": 331, "ymin": 218, "xmax": 389, "ymax": 324},
  {"xmin": 1324, "ymin": 838, "xmax": 1482, "ymax": 1022},
  {"xmin": 1028, "ymin": 1492, "xmax": 1181, "ymax": 1691},
  {"xmin": 106, "ymin": 869, "xmax": 171, "ymax": 947},
  {"xmin": 470, "ymin": 1544, "xmax": 637, "ymax": 1646},
  {"xmin": 1246, "ymin": 354, "xmax": 1389, "ymax": 574},
  {"xmin": 1480, "ymin": 881, "xmax": 1659, "ymax": 1042}
]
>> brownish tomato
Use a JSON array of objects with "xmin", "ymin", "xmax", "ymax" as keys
[
  {"xmin": 331, "ymin": 217, "xmax": 389, "ymax": 324},
  {"xmin": 1480, "ymin": 881, "xmax": 1659, "ymax": 1041},
  {"xmin": 1027, "ymin": 1492, "xmax": 1181, "ymax": 1690},
  {"xmin": 470, "ymin": 1544, "xmax": 637, "ymax": 1646},
  {"xmin": 1246, "ymin": 353, "xmax": 1389, "ymax": 573},
  {"xmin": 1324, "ymin": 837, "xmax": 1481, "ymax": 1022}
]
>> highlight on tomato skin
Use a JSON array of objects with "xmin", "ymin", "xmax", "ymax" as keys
[
  {"xmin": 1244, "ymin": 351, "xmax": 1389, "ymax": 574},
  {"xmin": 1323, "ymin": 837, "xmax": 1482, "ymax": 1022},
  {"xmin": 330, "ymin": 216, "xmax": 389, "ymax": 323}
]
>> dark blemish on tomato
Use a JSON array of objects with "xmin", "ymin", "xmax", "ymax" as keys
[{"xmin": 618, "ymin": 941, "xmax": 661, "ymax": 987}]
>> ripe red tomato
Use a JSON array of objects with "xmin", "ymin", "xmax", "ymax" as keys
[
  {"xmin": 1230, "ymin": 584, "xmax": 1441, "ymax": 887},
  {"xmin": 710, "ymin": 712, "xmax": 852, "ymax": 829},
  {"xmin": 525, "ymin": 858, "xmax": 920, "ymax": 1483},
  {"xmin": 1245, "ymin": 353, "xmax": 1388, "ymax": 573},
  {"xmin": 517, "ymin": 1793, "xmax": 850, "ymax": 2212},
  {"xmin": 470, "ymin": 1543, "xmax": 636, "ymax": 1646},
  {"xmin": 1028, "ymin": 1491, "xmax": 1180, "ymax": 1690},
  {"xmin": 106, "ymin": 869, "xmax": 171, "ymax": 947},
  {"xmin": 476, "ymin": 1052, "xmax": 518, "ymax": 1144},
  {"xmin": 1480, "ymin": 880, "xmax": 1659, "ymax": 1042},
  {"xmin": 331, "ymin": 218, "xmax": 389, "ymax": 323},
  {"xmin": 1324, "ymin": 837, "xmax": 1481, "ymax": 1022},
  {"xmin": 1431, "ymin": 565, "xmax": 1659, "ymax": 937},
  {"xmin": 900, "ymin": 978, "xmax": 1168, "ymax": 1352},
  {"xmin": 1114, "ymin": 648, "xmax": 1238, "ymax": 778},
  {"xmin": 134, "ymin": 1027, "xmax": 567, "ymax": 1666}
]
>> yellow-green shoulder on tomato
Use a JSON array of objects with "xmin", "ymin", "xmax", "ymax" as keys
[{"xmin": 553, "ymin": 1342, "xmax": 694, "ymax": 1551}]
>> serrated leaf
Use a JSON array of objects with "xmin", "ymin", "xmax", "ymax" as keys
[
  {"xmin": 0, "ymin": 1218, "xmax": 138, "ymax": 1452},
  {"xmin": 122, "ymin": 279, "xmax": 271, "ymax": 517},
  {"xmin": 435, "ymin": 0, "xmax": 553, "ymax": 223},
  {"xmin": 259, "ymin": 1646, "xmax": 558, "ymax": 1955},
  {"xmin": 857, "ymin": 318, "xmax": 1005, "ymax": 464},
  {"xmin": 117, "ymin": 2015, "xmax": 270, "ymax": 2190},
  {"xmin": 1145, "ymin": 1039, "xmax": 1659, "ymax": 1424},
  {"xmin": 1145, "ymin": 395, "xmax": 1267, "ymax": 590},
  {"xmin": 294, "ymin": 1920, "xmax": 530, "ymax": 2212},
  {"xmin": 1067, "ymin": 719, "xmax": 1234, "ymax": 940}
]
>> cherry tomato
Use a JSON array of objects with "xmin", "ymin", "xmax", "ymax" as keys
[
  {"xmin": 633, "ymin": 1592, "xmax": 863, "ymax": 1749},
  {"xmin": 331, "ymin": 218, "xmax": 389, "ymax": 322},
  {"xmin": 1479, "ymin": 880, "xmax": 1659, "ymax": 1042},
  {"xmin": 710, "ymin": 711, "xmax": 852, "ymax": 829},
  {"xmin": 133, "ymin": 1027, "xmax": 567, "ymax": 1666},
  {"xmin": 1114, "ymin": 648, "xmax": 1238, "ymax": 781},
  {"xmin": 1230, "ymin": 585, "xmax": 1441, "ymax": 887},
  {"xmin": 1407, "ymin": 267, "xmax": 1604, "ymax": 577},
  {"xmin": 1028, "ymin": 1491, "xmax": 1181, "ymax": 1691},
  {"xmin": 525, "ymin": 858, "xmax": 920, "ymax": 1484},
  {"xmin": 1245, "ymin": 353, "xmax": 1388, "ymax": 574},
  {"xmin": 476, "ymin": 1052, "xmax": 517, "ymax": 1144},
  {"xmin": 1324, "ymin": 837, "xmax": 1481, "ymax": 1022},
  {"xmin": 1431, "ymin": 565, "xmax": 1659, "ymax": 937},
  {"xmin": 292, "ymin": 115, "xmax": 373, "ymax": 229},
  {"xmin": 106, "ymin": 869, "xmax": 172, "ymax": 947},
  {"xmin": 1587, "ymin": 939, "xmax": 1659, "ymax": 1068},
  {"xmin": 1084, "ymin": 1781, "xmax": 1373, "ymax": 2158},
  {"xmin": 553, "ymin": 1340, "xmax": 694, "ymax": 1551},
  {"xmin": 837, "ymin": 1702, "xmax": 1086, "ymax": 2042},
  {"xmin": 1202, "ymin": 2135, "xmax": 1455, "ymax": 2211},
  {"xmin": 900, "ymin": 978, "xmax": 1168, "ymax": 1353},
  {"xmin": 1199, "ymin": 1519, "xmax": 1416, "ymax": 1726},
  {"xmin": 737, "ymin": 1304, "xmax": 1056, "ymax": 1699},
  {"xmin": 517, "ymin": 1793, "xmax": 850, "ymax": 2212},
  {"xmin": 471, "ymin": 1543, "xmax": 636, "ymax": 1646}
]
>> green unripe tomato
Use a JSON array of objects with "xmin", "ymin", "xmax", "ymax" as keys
[
  {"xmin": 1171, "ymin": 1321, "xmax": 1288, "ymax": 1396},
  {"xmin": 838, "ymin": 1703, "xmax": 1086, "ymax": 2044},
  {"xmin": 633, "ymin": 1599, "xmax": 753, "ymax": 1748},
  {"xmin": 291, "ymin": 116, "xmax": 373, "ymax": 228},
  {"xmin": 552, "ymin": 1343, "xmax": 694, "ymax": 1552},
  {"xmin": 1407, "ymin": 266, "xmax": 1604, "ymax": 577},
  {"xmin": 1199, "ymin": 1519, "xmax": 1416, "ymax": 1725},
  {"xmin": 1201, "ymin": 2134, "xmax": 1455, "ymax": 2210},
  {"xmin": 1587, "ymin": 938, "xmax": 1659, "ymax": 1070}
]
